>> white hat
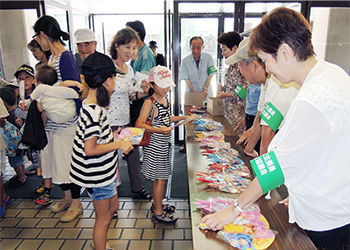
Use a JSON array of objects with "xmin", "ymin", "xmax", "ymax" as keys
[
  {"xmin": 148, "ymin": 66, "xmax": 175, "ymax": 88},
  {"xmin": 74, "ymin": 28, "xmax": 96, "ymax": 44},
  {"xmin": 8, "ymin": 78, "xmax": 19, "ymax": 88},
  {"xmin": 225, "ymin": 37, "xmax": 259, "ymax": 65}
]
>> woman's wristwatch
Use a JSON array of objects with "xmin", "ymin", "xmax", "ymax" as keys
[{"xmin": 233, "ymin": 199, "xmax": 244, "ymax": 213}]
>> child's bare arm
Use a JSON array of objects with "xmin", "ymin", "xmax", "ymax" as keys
[{"xmin": 84, "ymin": 136, "xmax": 133, "ymax": 156}]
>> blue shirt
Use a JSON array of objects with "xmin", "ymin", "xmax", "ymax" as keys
[
  {"xmin": 130, "ymin": 44, "xmax": 156, "ymax": 74},
  {"xmin": 179, "ymin": 52, "xmax": 217, "ymax": 97},
  {"xmin": 245, "ymin": 84, "xmax": 261, "ymax": 116}
]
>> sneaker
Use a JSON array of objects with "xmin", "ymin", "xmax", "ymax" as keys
[
  {"xmin": 51, "ymin": 199, "xmax": 71, "ymax": 213},
  {"xmin": 35, "ymin": 194, "xmax": 53, "ymax": 205},
  {"xmin": 35, "ymin": 183, "xmax": 45, "ymax": 194},
  {"xmin": 2, "ymin": 195, "xmax": 12, "ymax": 207}
]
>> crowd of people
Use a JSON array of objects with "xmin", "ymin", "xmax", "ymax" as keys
[{"xmin": 0, "ymin": 6, "xmax": 349, "ymax": 250}]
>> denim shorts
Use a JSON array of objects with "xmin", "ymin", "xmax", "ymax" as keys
[
  {"xmin": 8, "ymin": 155, "xmax": 25, "ymax": 168},
  {"xmin": 87, "ymin": 178, "xmax": 118, "ymax": 201}
]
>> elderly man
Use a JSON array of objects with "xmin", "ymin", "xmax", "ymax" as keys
[
  {"xmin": 180, "ymin": 36, "xmax": 217, "ymax": 99},
  {"xmin": 74, "ymin": 28, "xmax": 97, "ymax": 74}
]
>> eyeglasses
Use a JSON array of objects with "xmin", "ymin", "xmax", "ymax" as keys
[{"xmin": 32, "ymin": 33, "xmax": 39, "ymax": 39}]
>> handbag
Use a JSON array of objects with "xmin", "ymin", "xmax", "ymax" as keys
[
  {"xmin": 136, "ymin": 97, "xmax": 155, "ymax": 147},
  {"xmin": 21, "ymin": 100, "xmax": 48, "ymax": 150},
  {"xmin": 0, "ymin": 120, "xmax": 22, "ymax": 156}
]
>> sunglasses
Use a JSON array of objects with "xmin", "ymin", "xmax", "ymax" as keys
[{"xmin": 32, "ymin": 33, "xmax": 39, "ymax": 39}]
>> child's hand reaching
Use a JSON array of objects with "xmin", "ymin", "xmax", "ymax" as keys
[
  {"xmin": 159, "ymin": 126, "xmax": 173, "ymax": 135},
  {"xmin": 15, "ymin": 118, "xmax": 23, "ymax": 128},
  {"xmin": 118, "ymin": 140, "xmax": 133, "ymax": 155}
]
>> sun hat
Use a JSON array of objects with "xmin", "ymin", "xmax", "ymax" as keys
[
  {"xmin": 225, "ymin": 37, "xmax": 260, "ymax": 65},
  {"xmin": 74, "ymin": 28, "xmax": 96, "ymax": 44},
  {"xmin": 14, "ymin": 64, "xmax": 35, "ymax": 78},
  {"xmin": 148, "ymin": 65, "xmax": 175, "ymax": 88}
]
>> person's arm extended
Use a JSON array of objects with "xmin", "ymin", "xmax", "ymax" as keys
[
  {"xmin": 136, "ymin": 99, "xmax": 172, "ymax": 135},
  {"xmin": 59, "ymin": 80, "xmax": 84, "ymax": 92},
  {"xmin": 31, "ymin": 84, "xmax": 79, "ymax": 100},
  {"xmin": 84, "ymin": 136, "xmax": 133, "ymax": 156},
  {"xmin": 260, "ymin": 125, "xmax": 276, "ymax": 155},
  {"xmin": 185, "ymin": 79, "xmax": 195, "ymax": 92},
  {"xmin": 200, "ymin": 178, "xmax": 263, "ymax": 230},
  {"xmin": 244, "ymin": 112, "xmax": 262, "ymax": 157},
  {"xmin": 171, "ymin": 115, "xmax": 194, "ymax": 123}
]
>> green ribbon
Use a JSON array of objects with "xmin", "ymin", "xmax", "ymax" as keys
[
  {"xmin": 251, "ymin": 151, "xmax": 285, "ymax": 194},
  {"xmin": 208, "ymin": 65, "xmax": 217, "ymax": 75},
  {"xmin": 234, "ymin": 84, "xmax": 247, "ymax": 101},
  {"xmin": 260, "ymin": 102, "xmax": 284, "ymax": 132}
]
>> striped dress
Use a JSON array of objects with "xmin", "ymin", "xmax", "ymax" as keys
[
  {"xmin": 69, "ymin": 103, "xmax": 119, "ymax": 188},
  {"xmin": 141, "ymin": 97, "xmax": 171, "ymax": 181}
]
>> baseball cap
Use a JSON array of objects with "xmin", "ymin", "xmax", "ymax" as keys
[
  {"xmin": 149, "ymin": 66, "xmax": 175, "ymax": 88},
  {"xmin": 14, "ymin": 64, "xmax": 35, "ymax": 78},
  {"xmin": 149, "ymin": 41, "xmax": 158, "ymax": 48},
  {"xmin": 225, "ymin": 37, "xmax": 259, "ymax": 65},
  {"xmin": 82, "ymin": 52, "xmax": 124, "ymax": 87},
  {"xmin": 74, "ymin": 28, "xmax": 96, "ymax": 44}
]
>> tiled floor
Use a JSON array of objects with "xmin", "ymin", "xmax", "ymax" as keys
[{"xmin": 0, "ymin": 197, "xmax": 193, "ymax": 250}]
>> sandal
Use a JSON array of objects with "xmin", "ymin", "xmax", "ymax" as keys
[
  {"xmin": 132, "ymin": 188, "xmax": 152, "ymax": 199},
  {"xmin": 2, "ymin": 195, "xmax": 12, "ymax": 207},
  {"xmin": 152, "ymin": 211, "xmax": 178, "ymax": 224},
  {"xmin": 113, "ymin": 210, "xmax": 118, "ymax": 219},
  {"xmin": 150, "ymin": 203, "xmax": 175, "ymax": 213}
]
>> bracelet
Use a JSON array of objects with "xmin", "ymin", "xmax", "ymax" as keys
[
  {"xmin": 203, "ymin": 87, "xmax": 208, "ymax": 91},
  {"xmin": 233, "ymin": 199, "xmax": 244, "ymax": 213}
]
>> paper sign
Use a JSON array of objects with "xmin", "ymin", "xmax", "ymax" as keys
[{"xmin": 208, "ymin": 65, "xmax": 217, "ymax": 75}]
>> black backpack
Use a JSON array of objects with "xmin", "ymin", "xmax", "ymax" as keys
[{"xmin": 21, "ymin": 100, "xmax": 48, "ymax": 150}]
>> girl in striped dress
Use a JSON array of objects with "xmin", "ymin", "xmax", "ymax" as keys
[
  {"xmin": 137, "ymin": 66, "xmax": 193, "ymax": 223},
  {"xmin": 69, "ymin": 52, "xmax": 133, "ymax": 250}
]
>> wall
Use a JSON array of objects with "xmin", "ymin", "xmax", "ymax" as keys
[{"xmin": 0, "ymin": 9, "xmax": 37, "ymax": 81}]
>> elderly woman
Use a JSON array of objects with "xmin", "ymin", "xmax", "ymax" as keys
[{"xmin": 201, "ymin": 7, "xmax": 350, "ymax": 250}]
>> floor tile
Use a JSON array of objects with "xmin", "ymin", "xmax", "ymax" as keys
[
  {"xmin": 37, "ymin": 228, "xmax": 62, "ymax": 239},
  {"xmin": 60, "ymin": 239, "xmax": 86, "ymax": 250},
  {"xmin": 116, "ymin": 209, "xmax": 130, "ymax": 218},
  {"xmin": 58, "ymin": 228, "xmax": 81, "ymax": 239},
  {"xmin": 107, "ymin": 228, "xmax": 122, "ymax": 239},
  {"xmin": 115, "ymin": 218, "xmax": 136, "ymax": 228},
  {"xmin": 16, "ymin": 218, "xmax": 40, "ymax": 228},
  {"xmin": 17, "ymin": 209, "xmax": 40, "ymax": 218},
  {"xmin": 129, "ymin": 209, "xmax": 148, "ymax": 218},
  {"xmin": 135, "ymin": 218, "xmax": 155, "ymax": 228},
  {"xmin": 0, "ymin": 228, "xmax": 22, "ymax": 238},
  {"xmin": 78, "ymin": 228, "xmax": 93, "ymax": 239},
  {"xmin": 176, "ymin": 202, "xmax": 189, "ymax": 209},
  {"xmin": 150, "ymin": 240, "xmax": 173, "ymax": 250},
  {"xmin": 16, "ymin": 228, "xmax": 41, "ymax": 238},
  {"xmin": 16, "ymin": 239, "xmax": 43, "ymax": 250},
  {"xmin": 164, "ymin": 229, "xmax": 184, "ymax": 240},
  {"xmin": 142, "ymin": 228, "xmax": 163, "ymax": 239},
  {"xmin": 0, "ymin": 239, "xmax": 22, "ymax": 250},
  {"xmin": 108, "ymin": 239, "xmax": 128, "ymax": 250},
  {"xmin": 175, "ymin": 218, "xmax": 192, "ymax": 228},
  {"xmin": 56, "ymin": 220, "xmax": 78, "ymax": 228},
  {"xmin": 75, "ymin": 218, "xmax": 95, "ymax": 228},
  {"xmin": 35, "ymin": 209, "xmax": 55, "ymax": 218},
  {"xmin": 36, "ymin": 218, "xmax": 59, "ymax": 228},
  {"xmin": 173, "ymin": 240, "xmax": 193, "ymax": 250},
  {"xmin": 16, "ymin": 201, "xmax": 36, "ymax": 209},
  {"xmin": 4, "ymin": 209, "xmax": 21, "ymax": 217},
  {"xmin": 123, "ymin": 201, "xmax": 141, "ymax": 209},
  {"xmin": 38, "ymin": 239, "xmax": 64, "ymax": 250},
  {"xmin": 0, "ymin": 218, "xmax": 21, "ymax": 227},
  {"xmin": 128, "ymin": 240, "xmax": 151, "ymax": 250},
  {"xmin": 185, "ymin": 228, "xmax": 193, "ymax": 240},
  {"xmin": 120, "ymin": 228, "xmax": 142, "ymax": 239}
]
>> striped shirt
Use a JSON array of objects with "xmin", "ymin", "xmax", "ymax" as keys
[{"xmin": 69, "ymin": 103, "xmax": 118, "ymax": 188}]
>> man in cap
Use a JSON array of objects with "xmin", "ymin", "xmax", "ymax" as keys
[
  {"xmin": 149, "ymin": 41, "xmax": 165, "ymax": 66},
  {"xmin": 74, "ymin": 28, "xmax": 97, "ymax": 74}
]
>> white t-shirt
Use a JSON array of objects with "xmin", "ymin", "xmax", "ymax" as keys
[
  {"xmin": 258, "ymin": 75, "xmax": 300, "ymax": 129},
  {"xmin": 268, "ymin": 60, "xmax": 350, "ymax": 231},
  {"xmin": 108, "ymin": 64, "xmax": 134, "ymax": 127}
]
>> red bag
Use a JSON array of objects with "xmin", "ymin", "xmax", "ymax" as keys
[{"xmin": 136, "ymin": 97, "xmax": 155, "ymax": 147}]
